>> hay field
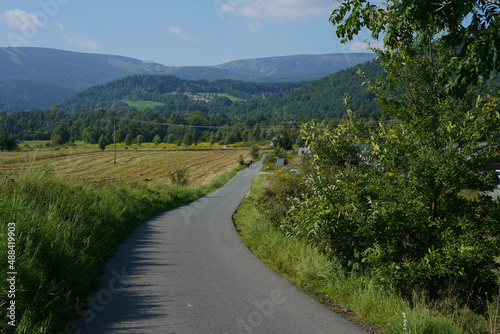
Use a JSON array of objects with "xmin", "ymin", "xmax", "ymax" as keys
[{"xmin": 0, "ymin": 145, "xmax": 250, "ymax": 186}]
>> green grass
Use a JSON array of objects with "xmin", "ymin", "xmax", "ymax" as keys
[
  {"xmin": 233, "ymin": 174, "xmax": 500, "ymax": 334},
  {"xmin": 0, "ymin": 163, "xmax": 246, "ymax": 333},
  {"xmin": 124, "ymin": 100, "xmax": 165, "ymax": 110}
]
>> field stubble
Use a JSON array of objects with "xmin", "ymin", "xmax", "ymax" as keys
[{"xmin": 0, "ymin": 146, "xmax": 249, "ymax": 186}]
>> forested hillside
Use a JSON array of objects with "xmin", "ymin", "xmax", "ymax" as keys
[
  {"xmin": 55, "ymin": 60, "xmax": 383, "ymax": 119},
  {"xmin": 0, "ymin": 60, "xmax": 383, "ymax": 146},
  {"xmin": 0, "ymin": 80, "xmax": 77, "ymax": 112},
  {"xmin": 226, "ymin": 59, "xmax": 383, "ymax": 122},
  {"xmin": 55, "ymin": 75, "xmax": 304, "ymax": 114},
  {"xmin": 0, "ymin": 47, "xmax": 376, "ymax": 112}
]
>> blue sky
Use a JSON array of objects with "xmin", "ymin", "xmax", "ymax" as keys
[{"xmin": 0, "ymin": 0, "xmax": 380, "ymax": 66}]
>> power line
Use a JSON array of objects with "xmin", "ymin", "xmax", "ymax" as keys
[{"xmin": 118, "ymin": 118, "xmax": 301, "ymax": 130}]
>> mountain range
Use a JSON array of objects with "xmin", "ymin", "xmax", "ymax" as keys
[{"xmin": 0, "ymin": 47, "xmax": 375, "ymax": 113}]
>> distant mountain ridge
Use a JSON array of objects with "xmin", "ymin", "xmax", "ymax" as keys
[
  {"xmin": 0, "ymin": 47, "xmax": 375, "ymax": 112},
  {"xmin": 215, "ymin": 53, "xmax": 376, "ymax": 81}
]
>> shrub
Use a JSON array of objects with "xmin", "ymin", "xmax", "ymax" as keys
[
  {"xmin": 153, "ymin": 135, "xmax": 162, "ymax": 145},
  {"xmin": 0, "ymin": 133, "xmax": 17, "ymax": 151},
  {"xmin": 124, "ymin": 134, "xmax": 133, "ymax": 146},
  {"xmin": 250, "ymin": 144, "xmax": 260, "ymax": 159},
  {"xmin": 238, "ymin": 154, "xmax": 246, "ymax": 166},
  {"xmin": 168, "ymin": 166, "xmax": 189, "ymax": 186},
  {"xmin": 257, "ymin": 171, "xmax": 310, "ymax": 229},
  {"xmin": 135, "ymin": 134, "xmax": 145, "ymax": 145},
  {"xmin": 98, "ymin": 134, "xmax": 107, "ymax": 151}
]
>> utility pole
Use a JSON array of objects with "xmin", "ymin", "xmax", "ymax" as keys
[{"xmin": 113, "ymin": 118, "xmax": 117, "ymax": 164}]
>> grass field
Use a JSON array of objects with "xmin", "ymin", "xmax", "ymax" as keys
[
  {"xmin": 0, "ymin": 143, "xmax": 250, "ymax": 186},
  {"xmin": 124, "ymin": 100, "xmax": 165, "ymax": 110}
]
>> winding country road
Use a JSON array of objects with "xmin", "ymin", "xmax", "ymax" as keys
[{"xmin": 74, "ymin": 159, "xmax": 368, "ymax": 334}]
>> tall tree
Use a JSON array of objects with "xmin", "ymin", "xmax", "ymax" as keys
[
  {"xmin": 0, "ymin": 133, "xmax": 17, "ymax": 151},
  {"xmin": 98, "ymin": 134, "xmax": 108, "ymax": 151},
  {"xmin": 284, "ymin": 0, "xmax": 500, "ymax": 304},
  {"xmin": 51, "ymin": 126, "xmax": 71, "ymax": 145}
]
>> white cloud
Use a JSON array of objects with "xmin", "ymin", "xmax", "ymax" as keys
[
  {"xmin": 168, "ymin": 26, "xmax": 201, "ymax": 42},
  {"xmin": 220, "ymin": 0, "xmax": 333, "ymax": 21},
  {"xmin": 62, "ymin": 35, "xmax": 99, "ymax": 51},
  {"xmin": 247, "ymin": 21, "xmax": 262, "ymax": 34},
  {"xmin": 57, "ymin": 22, "xmax": 65, "ymax": 31},
  {"xmin": 4, "ymin": 9, "xmax": 42, "ymax": 31}
]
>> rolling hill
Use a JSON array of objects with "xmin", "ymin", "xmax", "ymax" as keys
[
  {"xmin": 0, "ymin": 47, "xmax": 375, "ymax": 112},
  {"xmin": 0, "ymin": 59, "xmax": 384, "ymax": 144},
  {"xmin": 215, "ymin": 53, "xmax": 377, "ymax": 82},
  {"xmin": 55, "ymin": 59, "xmax": 383, "ymax": 122}
]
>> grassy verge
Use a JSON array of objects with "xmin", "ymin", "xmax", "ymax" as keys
[
  {"xmin": 233, "ymin": 174, "xmax": 500, "ymax": 334},
  {"xmin": 0, "ymin": 163, "xmax": 245, "ymax": 333}
]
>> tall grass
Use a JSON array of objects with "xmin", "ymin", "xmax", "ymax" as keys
[
  {"xmin": 0, "ymin": 164, "xmax": 244, "ymax": 333},
  {"xmin": 233, "ymin": 174, "xmax": 500, "ymax": 334}
]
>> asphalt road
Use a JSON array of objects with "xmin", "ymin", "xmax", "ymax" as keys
[{"xmin": 73, "ymin": 160, "xmax": 368, "ymax": 334}]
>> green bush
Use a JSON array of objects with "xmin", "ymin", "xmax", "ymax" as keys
[
  {"xmin": 238, "ymin": 154, "xmax": 245, "ymax": 166},
  {"xmin": 168, "ymin": 166, "xmax": 189, "ymax": 186},
  {"xmin": 257, "ymin": 171, "xmax": 310, "ymax": 229},
  {"xmin": 286, "ymin": 36, "xmax": 500, "ymax": 306},
  {"xmin": 0, "ymin": 133, "xmax": 17, "ymax": 151},
  {"xmin": 250, "ymin": 144, "xmax": 259, "ymax": 159}
]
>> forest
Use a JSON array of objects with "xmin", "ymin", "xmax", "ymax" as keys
[{"xmin": 0, "ymin": 60, "xmax": 383, "ymax": 146}]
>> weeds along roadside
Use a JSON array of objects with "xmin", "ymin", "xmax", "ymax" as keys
[
  {"xmin": 0, "ymin": 164, "xmax": 245, "ymax": 333},
  {"xmin": 233, "ymin": 173, "xmax": 500, "ymax": 334}
]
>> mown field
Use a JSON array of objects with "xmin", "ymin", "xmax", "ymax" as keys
[{"xmin": 0, "ymin": 143, "xmax": 249, "ymax": 186}]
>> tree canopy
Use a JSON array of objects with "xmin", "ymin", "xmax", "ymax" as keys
[
  {"xmin": 331, "ymin": 0, "xmax": 500, "ymax": 94},
  {"xmin": 276, "ymin": 0, "xmax": 500, "ymax": 305}
]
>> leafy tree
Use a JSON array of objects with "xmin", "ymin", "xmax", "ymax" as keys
[
  {"xmin": 164, "ymin": 134, "xmax": 176, "ymax": 144},
  {"xmin": 50, "ymin": 134, "xmax": 63, "ymax": 146},
  {"xmin": 124, "ymin": 133, "xmax": 133, "ymax": 146},
  {"xmin": 330, "ymin": 0, "xmax": 500, "ymax": 95},
  {"xmin": 223, "ymin": 130, "xmax": 239, "ymax": 145},
  {"xmin": 51, "ymin": 127, "xmax": 70, "ymax": 145},
  {"xmin": 182, "ymin": 132, "xmax": 194, "ymax": 146},
  {"xmin": 285, "ymin": 1, "xmax": 500, "ymax": 304},
  {"xmin": 98, "ymin": 134, "xmax": 107, "ymax": 151},
  {"xmin": 272, "ymin": 129, "xmax": 294, "ymax": 150},
  {"xmin": 238, "ymin": 154, "xmax": 246, "ymax": 166},
  {"xmin": 105, "ymin": 132, "xmax": 113, "ymax": 146},
  {"xmin": 135, "ymin": 134, "xmax": 145, "ymax": 145},
  {"xmin": 82, "ymin": 126, "xmax": 102, "ymax": 144},
  {"xmin": 299, "ymin": 78, "xmax": 500, "ymax": 302},
  {"xmin": 153, "ymin": 135, "xmax": 162, "ymax": 145},
  {"xmin": 251, "ymin": 125, "xmax": 261, "ymax": 141},
  {"xmin": 0, "ymin": 133, "xmax": 17, "ymax": 151},
  {"xmin": 250, "ymin": 144, "xmax": 259, "ymax": 160}
]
